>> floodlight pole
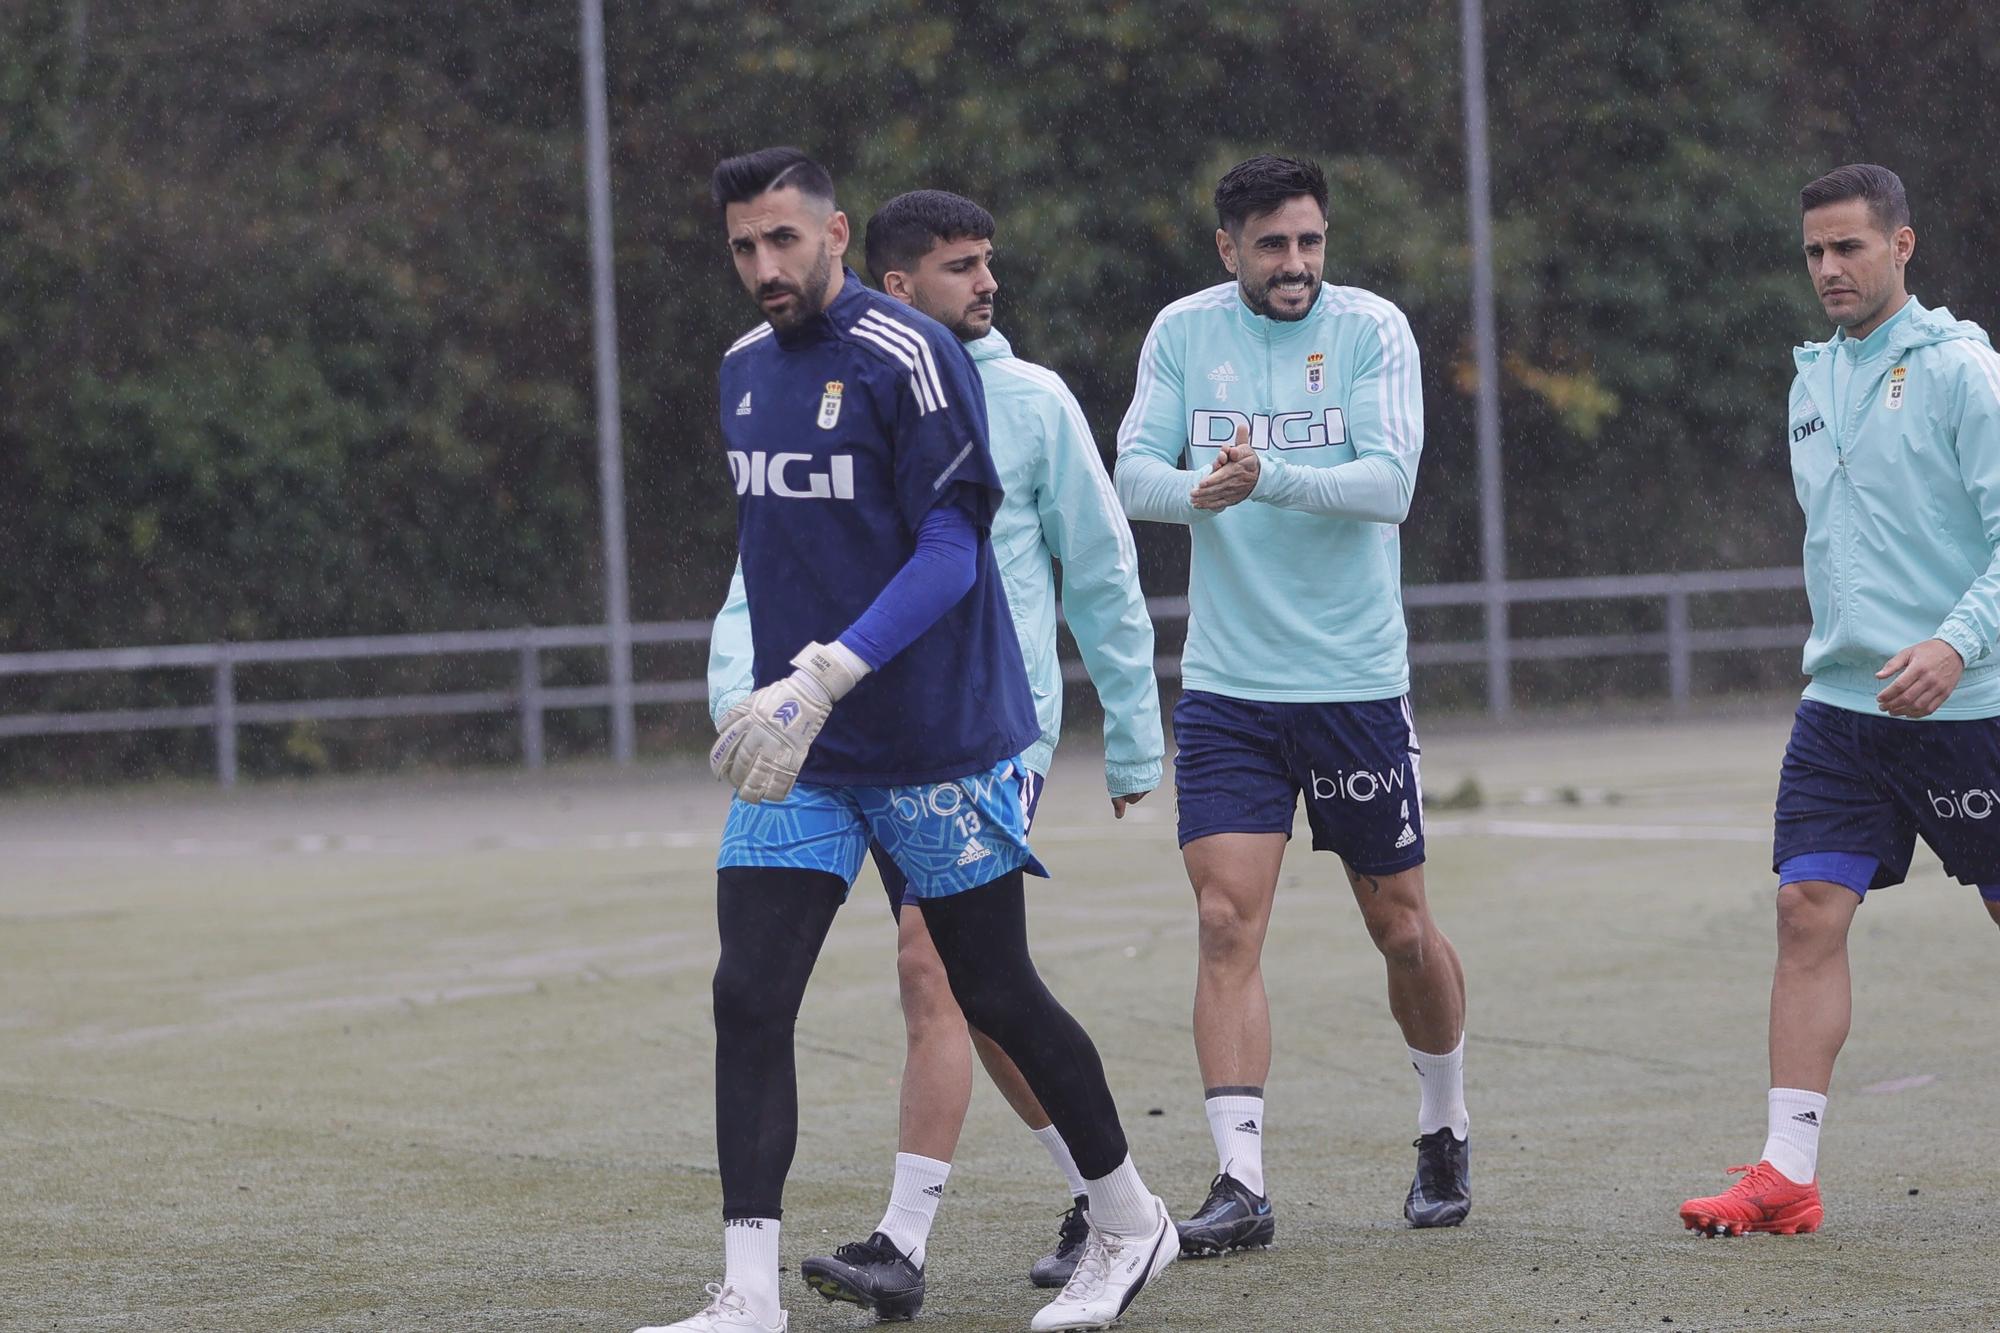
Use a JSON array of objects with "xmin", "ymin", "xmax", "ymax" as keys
[
  {"xmin": 580, "ymin": 0, "xmax": 636, "ymax": 763},
  {"xmin": 1461, "ymin": 0, "xmax": 1510, "ymax": 715}
]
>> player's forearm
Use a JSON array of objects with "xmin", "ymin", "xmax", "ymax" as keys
[
  {"xmin": 1935, "ymin": 554, "xmax": 2000, "ymax": 668},
  {"xmin": 1065, "ymin": 582, "xmax": 1164, "ymax": 781},
  {"xmin": 838, "ymin": 502, "xmax": 980, "ymax": 669},
  {"xmin": 1939, "ymin": 396, "xmax": 2000, "ymax": 668},
  {"xmin": 1249, "ymin": 452, "xmax": 1413, "ymax": 524},
  {"xmin": 1097, "ymin": 677, "xmax": 1166, "ymax": 792},
  {"xmin": 1104, "ymin": 756, "xmax": 1164, "ymax": 798},
  {"xmin": 706, "ymin": 564, "xmax": 756, "ymax": 727},
  {"xmin": 1115, "ymin": 451, "xmax": 1211, "ymax": 526}
]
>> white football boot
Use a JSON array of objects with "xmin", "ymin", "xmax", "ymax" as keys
[
  {"xmin": 633, "ymin": 1282, "xmax": 787, "ymax": 1332},
  {"xmin": 1029, "ymin": 1195, "xmax": 1176, "ymax": 1330}
]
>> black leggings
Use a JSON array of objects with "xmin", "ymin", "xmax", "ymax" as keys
[{"xmin": 712, "ymin": 866, "xmax": 1128, "ymax": 1220}]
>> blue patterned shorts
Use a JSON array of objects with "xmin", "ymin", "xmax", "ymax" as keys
[{"xmin": 717, "ymin": 756, "xmax": 1045, "ymax": 899}]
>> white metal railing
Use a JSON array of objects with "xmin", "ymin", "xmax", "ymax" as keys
[{"xmin": 0, "ymin": 567, "xmax": 1808, "ymax": 786}]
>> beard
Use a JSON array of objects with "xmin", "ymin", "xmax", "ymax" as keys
[
  {"xmin": 945, "ymin": 298, "xmax": 995, "ymax": 341},
  {"xmin": 758, "ymin": 242, "xmax": 836, "ymax": 332},
  {"xmin": 1827, "ymin": 287, "xmax": 1884, "ymax": 330},
  {"xmin": 1238, "ymin": 269, "xmax": 1318, "ymax": 322}
]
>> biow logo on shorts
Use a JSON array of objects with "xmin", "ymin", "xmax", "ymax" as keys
[
  {"xmin": 1310, "ymin": 763, "xmax": 1411, "ymax": 804},
  {"xmin": 893, "ymin": 768, "xmax": 1014, "ymax": 823},
  {"xmin": 1929, "ymin": 787, "xmax": 2000, "ymax": 819},
  {"xmin": 728, "ymin": 449, "xmax": 856, "ymax": 499}
]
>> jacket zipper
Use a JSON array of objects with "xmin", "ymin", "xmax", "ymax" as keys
[
  {"xmin": 1262, "ymin": 327, "xmax": 1274, "ymax": 432},
  {"xmin": 1830, "ymin": 348, "xmax": 1892, "ymax": 656},
  {"xmin": 1835, "ymin": 438, "xmax": 1852, "ymax": 649}
]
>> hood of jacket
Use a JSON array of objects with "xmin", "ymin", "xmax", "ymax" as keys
[
  {"xmin": 1794, "ymin": 297, "xmax": 1991, "ymax": 374},
  {"xmin": 965, "ymin": 326, "xmax": 1013, "ymax": 362}
]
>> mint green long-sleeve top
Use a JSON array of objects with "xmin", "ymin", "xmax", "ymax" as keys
[
  {"xmin": 1115, "ymin": 282, "xmax": 1424, "ymax": 702},
  {"xmin": 1789, "ymin": 296, "xmax": 2000, "ymax": 718}
]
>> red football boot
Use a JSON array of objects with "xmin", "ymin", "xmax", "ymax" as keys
[{"xmin": 1679, "ymin": 1161, "xmax": 1823, "ymax": 1237}]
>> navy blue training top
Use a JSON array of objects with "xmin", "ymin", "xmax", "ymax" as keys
[{"xmin": 716, "ymin": 269, "xmax": 1039, "ymax": 785}]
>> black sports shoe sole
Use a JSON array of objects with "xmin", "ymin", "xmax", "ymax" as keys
[
  {"xmin": 1175, "ymin": 1215, "xmax": 1276, "ymax": 1258},
  {"xmin": 799, "ymin": 1265, "xmax": 924, "ymax": 1321},
  {"xmin": 1404, "ymin": 1198, "xmax": 1470, "ymax": 1228}
]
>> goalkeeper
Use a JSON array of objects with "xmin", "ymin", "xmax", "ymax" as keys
[
  {"xmin": 639, "ymin": 146, "xmax": 1175, "ymax": 1333},
  {"xmin": 709, "ymin": 187, "xmax": 1164, "ymax": 1314}
]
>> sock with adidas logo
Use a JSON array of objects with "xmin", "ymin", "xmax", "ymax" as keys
[
  {"xmin": 1761, "ymin": 1087, "xmax": 1826, "ymax": 1185},
  {"xmin": 1203, "ymin": 1088, "xmax": 1266, "ymax": 1196},
  {"xmin": 1409, "ymin": 1035, "xmax": 1468, "ymax": 1139},
  {"xmin": 875, "ymin": 1151, "xmax": 951, "ymax": 1268}
]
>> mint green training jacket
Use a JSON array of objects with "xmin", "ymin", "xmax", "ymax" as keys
[
  {"xmin": 1116, "ymin": 281, "xmax": 1423, "ymax": 702},
  {"xmin": 1790, "ymin": 296, "xmax": 2000, "ymax": 719},
  {"xmin": 708, "ymin": 327, "xmax": 1164, "ymax": 796}
]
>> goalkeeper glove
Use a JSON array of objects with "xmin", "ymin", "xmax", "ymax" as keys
[
  {"xmin": 713, "ymin": 695, "xmax": 751, "ymax": 734},
  {"xmin": 709, "ymin": 640, "xmax": 870, "ymax": 803}
]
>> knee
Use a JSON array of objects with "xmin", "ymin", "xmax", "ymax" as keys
[
  {"xmin": 1774, "ymin": 882, "xmax": 1854, "ymax": 956},
  {"xmin": 713, "ymin": 957, "xmax": 792, "ymax": 1034},
  {"xmin": 942, "ymin": 974, "xmax": 1009, "ymax": 1037},
  {"xmin": 1363, "ymin": 903, "xmax": 1428, "ymax": 969},
  {"xmin": 1195, "ymin": 885, "xmax": 1263, "ymax": 962},
  {"xmin": 935, "ymin": 953, "xmax": 1041, "ymax": 1038}
]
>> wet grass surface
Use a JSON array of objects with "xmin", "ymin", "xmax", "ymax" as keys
[{"xmin": 4, "ymin": 708, "xmax": 1997, "ymax": 1331}]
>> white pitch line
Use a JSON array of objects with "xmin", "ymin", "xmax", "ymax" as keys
[
  {"xmin": 5, "ymin": 815, "xmax": 1770, "ymax": 861},
  {"xmin": 1426, "ymin": 817, "xmax": 1767, "ymax": 844},
  {"xmin": 5, "ymin": 829, "xmax": 718, "ymax": 859}
]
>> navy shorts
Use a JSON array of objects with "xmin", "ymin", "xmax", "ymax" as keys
[
  {"xmin": 1173, "ymin": 689, "xmax": 1425, "ymax": 876},
  {"xmin": 876, "ymin": 767, "xmax": 1044, "ymax": 915},
  {"xmin": 1774, "ymin": 699, "xmax": 2000, "ymax": 898}
]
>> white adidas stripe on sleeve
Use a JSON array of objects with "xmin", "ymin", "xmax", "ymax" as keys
[
  {"xmin": 724, "ymin": 323, "xmax": 773, "ymax": 357},
  {"xmin": 857, "ymin": 310, "xmax": 950, "ymax": 413},
  {"xmin": 850, "ymin": 322, "xmax": 939, "ymax": 414}
]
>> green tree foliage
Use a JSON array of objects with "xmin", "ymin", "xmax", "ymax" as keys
[{"xmin": 2, "ymin": 0, "xmax": 1995, "ymax": 774}]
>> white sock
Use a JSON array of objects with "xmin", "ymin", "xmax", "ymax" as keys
[
  {"xmin": 1082, "ymin": 1153, "xmax": 1158, "ymax": 1238},
  {"xmin": 722, "ymin": 1217, "xmax": 782, "ymax": 1325},
  {"xmin": 1204, "ymin": 1092, "xmax": 1266, "ymax": 1196},
  {"xmin": 1032, "ymin": 1122, "xmax": 1088, "ymax": 1200},
  {"xmin": 1761, "ymin": 1088, "xmax": 1826, "ymax": 1185},
  {"xmin": 1409, "ymin": 1036, "xmax": 1469, "ymax": 1139},
  {"xmin": 874, "ymin": 1152, "xmax": 950, "ymax": 1268}
]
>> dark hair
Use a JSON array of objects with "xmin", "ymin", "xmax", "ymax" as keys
[
  {"xmin": 1214, "ymin": 154, "xmax": 1329, "ymax": 232},
  {"xmin": 863, "ymin": 190, "xmax": 996, "ymax": 285},
  {"xmin": 1799, "ymin": 163, "xmax": 1910, "ymax": 233},
  {"xmin": 709, "ymin": 146, "xmax": 836, "ymax": 210}
]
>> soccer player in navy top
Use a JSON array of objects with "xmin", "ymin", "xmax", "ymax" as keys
[{"xmin": 632, "ymin": 148, "xmax": 1175, "ymax": 1333}]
